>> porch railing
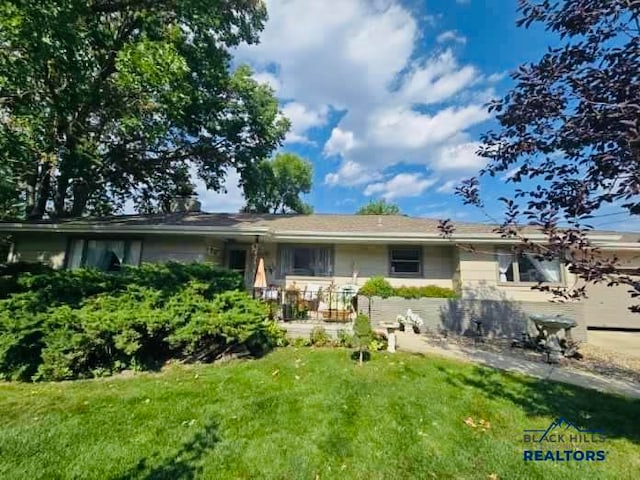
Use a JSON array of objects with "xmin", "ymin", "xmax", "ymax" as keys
[{"xmin": 253, "ymin": 285, "xmax": 358, "ymax": 322}]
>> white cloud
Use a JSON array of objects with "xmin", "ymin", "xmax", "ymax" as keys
[
  {"xmin": 324, "ymin": 127, "xmax": 357, "ymax": 156},
  {"xmin": 235, "ymin": 0, "xmax": 498, "ymax": 193},
  {"xmin": 436, "ymin": 180, "xmax": 460, "ymax": 193},
  {"xmin": 487, "ymin": 71, "xmax": 507, "ymax": 83},
  {"xmin": 418, "ymin": 209, "xmax": 469, "ymax": 219},
  {"xmin": 398, "ymin": 49, "xmax": 477, "ymax": 104},
  {"xmin": 281, "ymin": 102, "xmax": 329, "ymax": 144},
  {"xmin": 325, "ymin": 160, "xmax": 382, "ymax": 186},
  {"xmin": 335, "ymin": 197, "xmax": 357, "ymax": 206},
  {"xmin": 500, "ymin": 166, "xmax": 521, "ymax": 181},
  {"xmin": 252, "ymin": 71, "xmax": 281, "ymax": 92},
  {"xmin": 196, "ymin": 168, "xmax": 245, "ymax": 213},
  {"xmin": 436, "ymin": 30, "xmax": 467, "ymax": 44},
  {"xmin": 364, "ymin": 173, "xmax": 437, "ymax": 200},
  {"xmin": 122, "ymin": 168, "xmax": 246, "ymax": 214},
  {"xmin": 431, "ymin": 141, "xmax": 486, "ymax": 172},
  {"xmin": 368, "ymin": 106, "xmax": 489, "ymax": 150}
]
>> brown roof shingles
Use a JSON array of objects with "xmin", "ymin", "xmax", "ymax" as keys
[{"xmin": 2, "ymin": 212, "xmax": 638, "ymax": 241}]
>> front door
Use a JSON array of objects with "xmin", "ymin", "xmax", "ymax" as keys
[{"xmin": 228, "ymin": 249, "xmax": 248, "ymax": 283}]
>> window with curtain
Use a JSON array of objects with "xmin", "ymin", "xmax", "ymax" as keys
[
  {"xmin": 279, "ymin": 246, "xmax": 333, "ymax": 276},
  {"xmin": 67, "ymin": 239, "xmax": 142, "ymax": 271},
  {"xmin": 389, "ymin": 247, "xmax": 422, "ymax": 276},
  {"xmin": 496, "ymin": 250, "xmax": 561, "ymax": 283}
]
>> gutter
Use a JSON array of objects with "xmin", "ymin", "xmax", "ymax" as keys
[
  {"xmin": 0, "ymin": 223, "xmax": 627, "ymax": 246},
  {"xmin": 0, "ymin": 222, "xmax": 270, "ymax": 237},
  {"xmin": 271, "ymin": 230, "xmax": 622, "ymax": 244}
]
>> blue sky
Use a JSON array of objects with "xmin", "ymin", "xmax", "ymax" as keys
[{"xmin": 196, "ymin": 0, "xmax": 636, "ymax": 231}]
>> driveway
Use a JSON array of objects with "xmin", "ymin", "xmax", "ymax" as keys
[
  {"xmin": 588, "ymin": 330, "xmax": 640, "ymax": 359},
  {"xmin": 395, "ymin": 331, "xmax": 640, "ymax": 399},
  {"xmin": 396, "ymin": 332, "xmax": 640, "ymax": 399}
]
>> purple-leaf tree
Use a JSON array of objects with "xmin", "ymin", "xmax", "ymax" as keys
[{"xmin": 453, "ymin": 0, "xmax": 640, "ymax": 309}]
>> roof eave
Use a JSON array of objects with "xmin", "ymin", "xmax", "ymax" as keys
[
  {"xmin": 0, "ymin": 223, "xmax": 270, "ymax": 236},
  {"xmin": 271, "ymin": 230, "xmax": 622, "ymax": 244}
]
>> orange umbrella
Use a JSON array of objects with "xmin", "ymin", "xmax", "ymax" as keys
[{"xmin": 254, "ymin": 257, "xmax": 267, "ymax": 289}]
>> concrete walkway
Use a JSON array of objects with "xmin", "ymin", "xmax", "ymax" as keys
[
  {"xmin": 282, "ymin": 321, "xmax": 351, "ymax": 338},
  {"xmin": 395, "ymin": 332, "xmax": 640, "ymax": 399}
]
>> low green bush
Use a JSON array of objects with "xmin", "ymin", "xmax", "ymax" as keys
[
  {"xmin": 309, "ymin": 326, "xmax": 332, "ymax": 347},
  {"xmin": 0, "ymin": 264, "xmax": 283, "ymax": 381},
  {"xmin": 358, "ymin": 276, "xmax": 394, "ymax": 298},
  {"xmin": 336, "ymin": 329, "xmax": 355, "ymax": 348},
  {"xmin": 291, "ymin": 337, "xmax": 311, "ymax": 348},
  {"xmin": 169, "ymin": 289, "xmax": 272, "ymax": 360},
  {"xmin": 392, "ymin": 285, "xmax": 458, "ymax": 299},
  {"xmin": 0, "ymin": 262, "xmax": 54, "ymax": 299},
  {"xmin": 0, "ymin": 310, "xmax": 46, "ymax": 381},
  {"xmin": 358, "ymin": 276, "xmax": 457, "ymax": 299},
  {"xmin": 369, "ymin": 331, "xmax": 388, "ymax": 351},
  {"xmin": 2, "ymin": 261, "xmax": 245, "ymax": 308}
]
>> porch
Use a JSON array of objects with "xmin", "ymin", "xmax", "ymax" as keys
[
  {"xmin": 226, "ymin": 239, "xmax": 457, "ymax": 297},
  {"xmin": 254, "ymin": 284, "xmax": 360, "ymax": 323}
]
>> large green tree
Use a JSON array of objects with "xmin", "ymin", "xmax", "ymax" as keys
[
  {"xmin": 356, "ymin": 199, "xmax": 401, "ymax": 215},
  {"xmin": 0, "ymin": 0, "xmax": 289, "ymax": 219},
  {"xmin": 242, "ymin": 152, "xmax": 313, "ymax": 214}
]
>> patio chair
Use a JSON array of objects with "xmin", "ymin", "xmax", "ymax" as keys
[{"xmin": 303, "ymin": 284, "xmax": 322, "ymax": 319}]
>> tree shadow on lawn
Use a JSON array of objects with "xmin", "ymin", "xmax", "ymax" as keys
[
  {"xmin": 115, "ymin": 420, "xmax": 220, "ymax": 480},
  {"xmin": 436, "ymin": 364, "xmax": 640, "ymax": 445}
]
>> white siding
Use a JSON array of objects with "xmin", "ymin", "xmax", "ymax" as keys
[
  {"xmin": 281, "ymin": 243, "xmax": 455, "ymax": 289},
  {"xmin": 582, "ymin": 252, "xmax": 640, "ymax": 329},
  {"xmin": 9, "ymin": 233, "xmax": 68, "ymax": 269},
  {"xmin": 9, "ymin": 233, "xmax": 226, "ymax": 269},
  {"xmin": 141, "ymin": 236, "xmax": 210, "ymax": 264},
  {"xmin": 458, "ymin": 245, "xmax": 574, "ymax": 302}
]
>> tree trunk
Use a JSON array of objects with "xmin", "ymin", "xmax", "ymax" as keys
[
  {"xmin": 70, "ymin": 181, "xmax": 90, "ymax": 217},
  {"xmin": 24, "ymin": 181, "xmax": 36, "ymax": 216},
  {"xmin": 359, "ymin": 349, "xmax": 363, "ymax": 366},
  {"xmin": 27, "ymin": 163, "xmax": 52, "ymax": 219},
  {"xmin": 53, "ymin": 174, "xmax": 69, "ymax": 217}
]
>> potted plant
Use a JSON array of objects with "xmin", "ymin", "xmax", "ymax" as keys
[{"xmin": 396, "ymin": 309, "xmax": 424, "ymax": 334}]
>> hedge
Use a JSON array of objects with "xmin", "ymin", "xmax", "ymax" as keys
[
  {"xmin": 0, "ymin": 263, "xmax": 285, "ymax": 381},
  {"xmin": 358, "ymin": 276, "xmax": 458, "ymax": 299}
]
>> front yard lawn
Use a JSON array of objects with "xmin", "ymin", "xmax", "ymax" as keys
[{"xmin": 1, "ymin": 348, "xmax": 639, "ymax": 479}]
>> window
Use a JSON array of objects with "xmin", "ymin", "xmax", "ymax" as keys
[
  {"xmin": 279, "ymin": 246, "xmax": 333, "ymax": 276},
  {"xmin": 389, "ymin": 247, "xmax": 422, "ymax": 276},
  {"xmin": 67, "ymin": 239, "xmax": 142, "ymax": 271},
  {"xmin": 497, "ymin": 251, "xmax": 562, "ymax": 283}
]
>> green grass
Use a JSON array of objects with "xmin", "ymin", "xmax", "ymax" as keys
[{"xmin": 1, "ymin": 348, "xmax": 639, "ymax": 480}]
